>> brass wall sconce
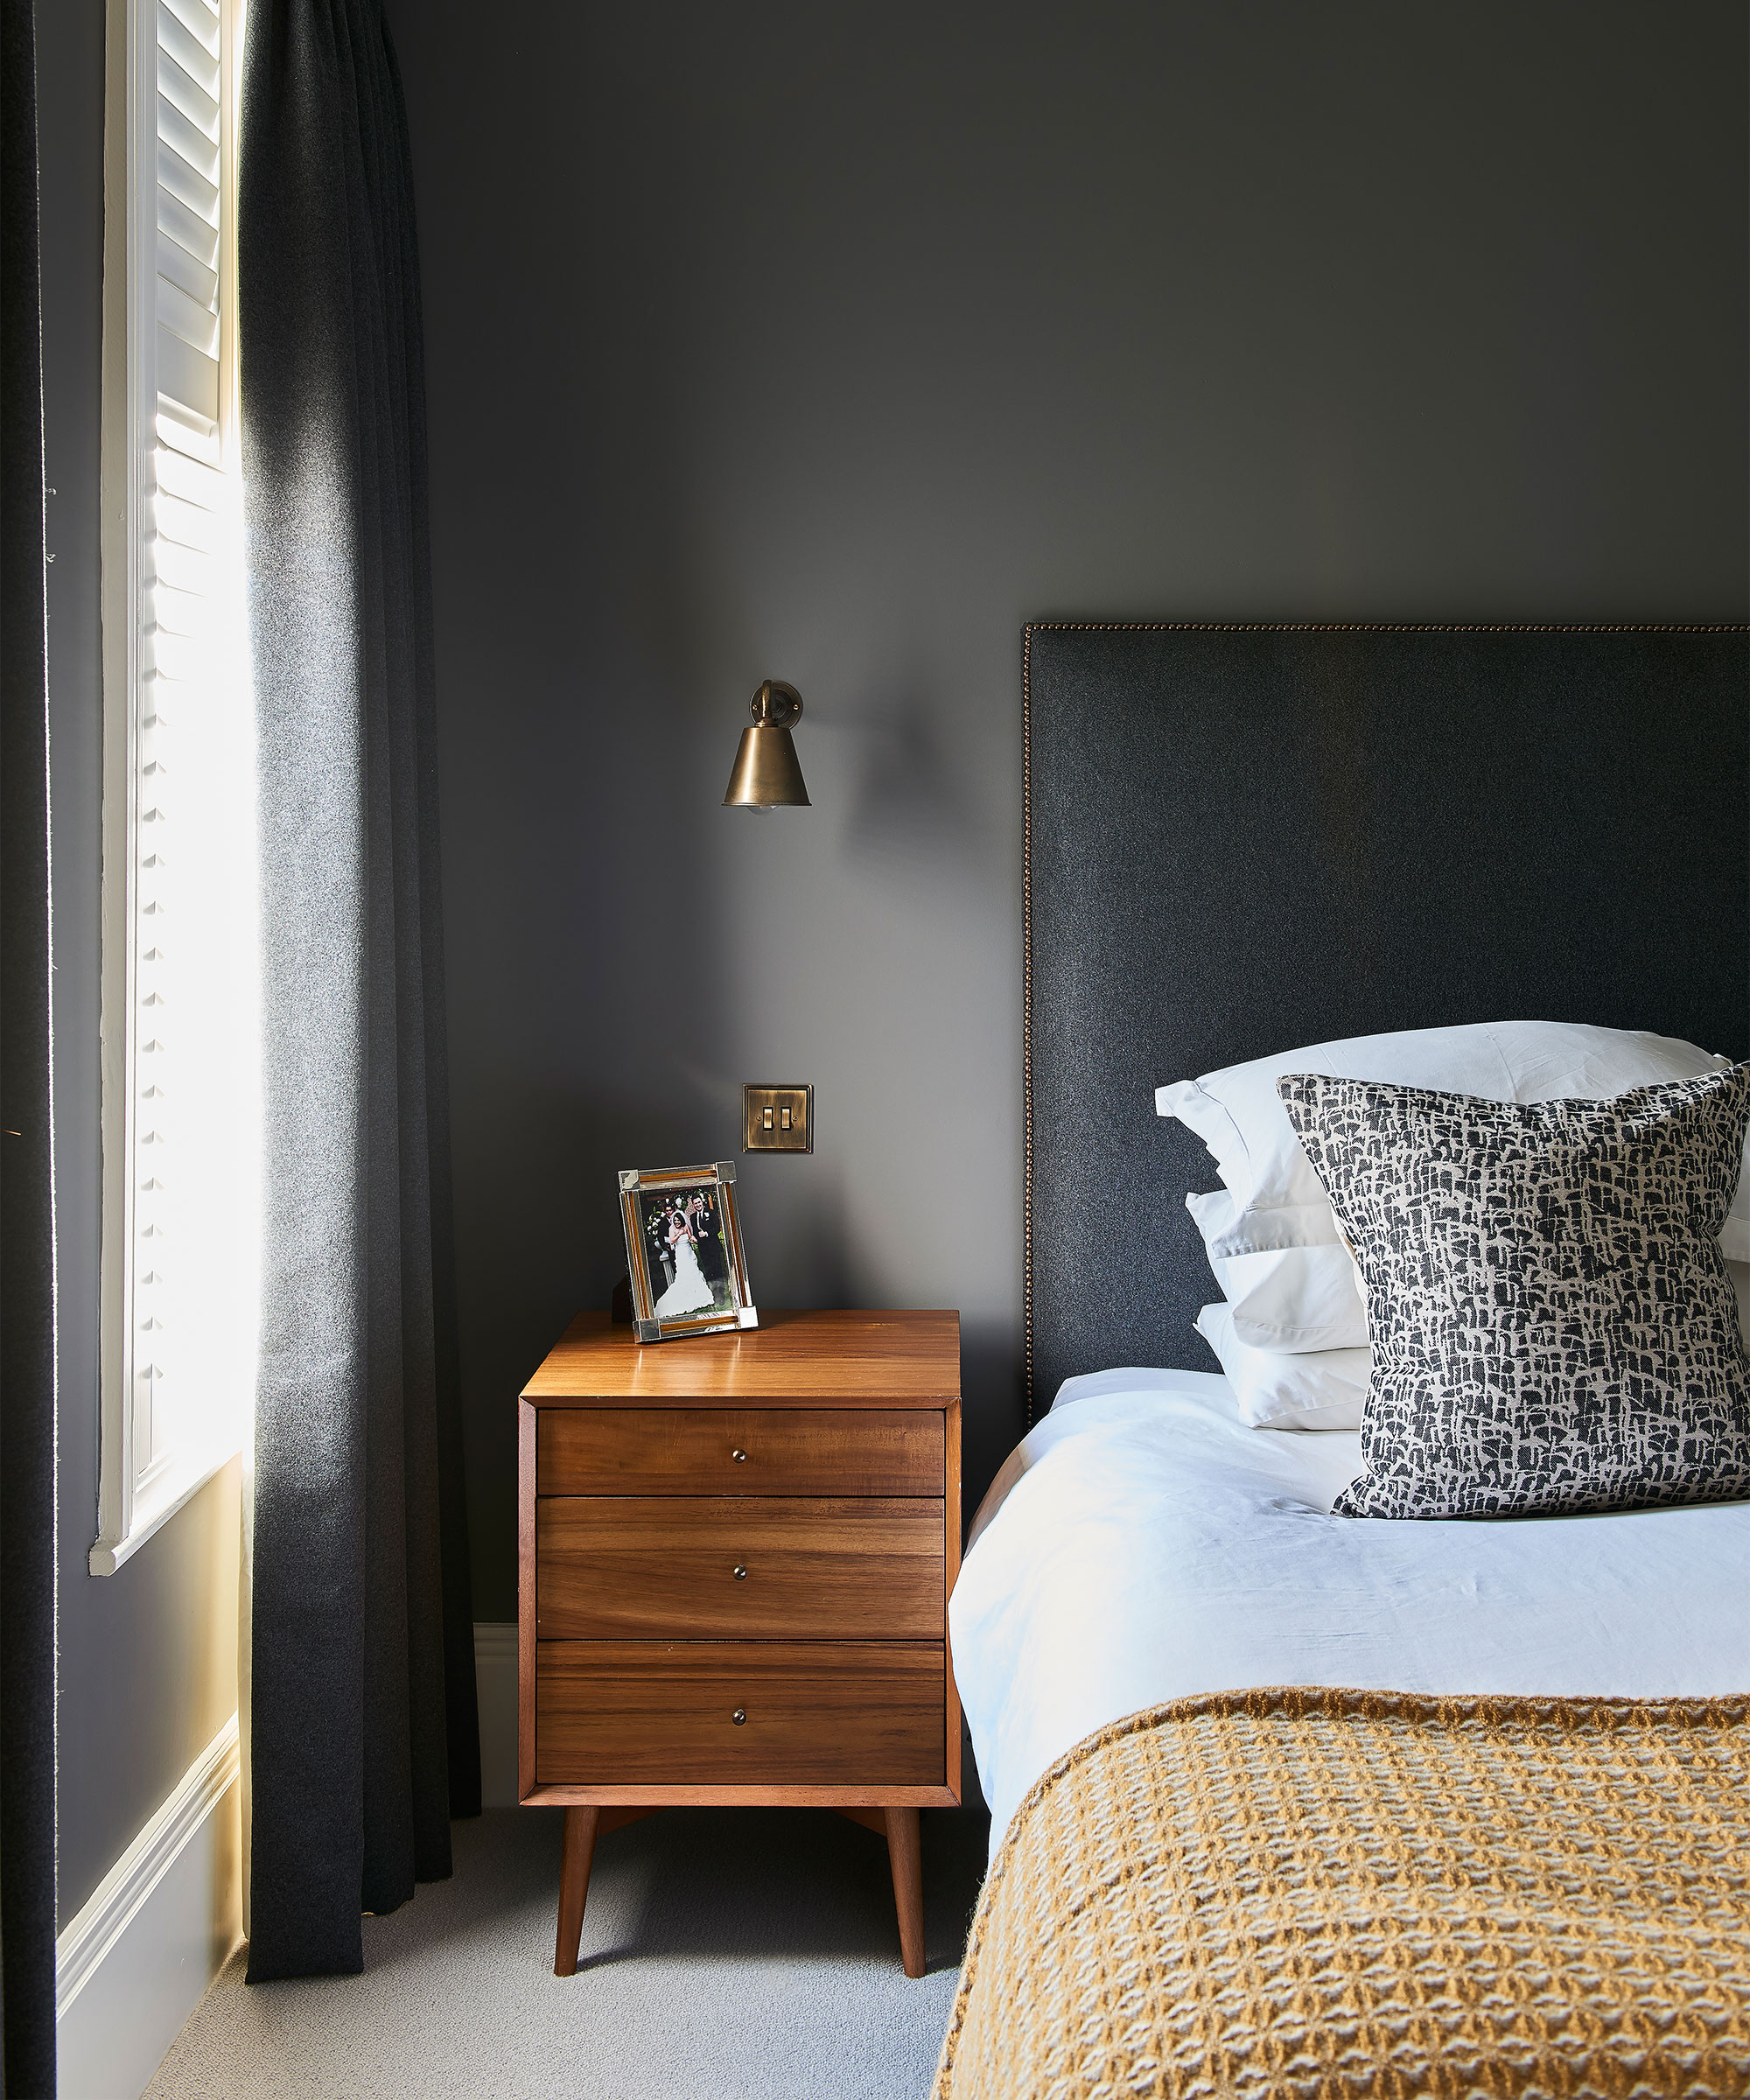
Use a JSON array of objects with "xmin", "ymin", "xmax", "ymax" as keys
[{"xmin": 723, "ymin": 681, "xmax": 810, "ymax": 808}]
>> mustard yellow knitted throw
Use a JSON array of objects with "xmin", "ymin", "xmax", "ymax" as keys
[{"xmin": 935, "ymin": 1687, "xmax": 1750, "ymax": 2100}]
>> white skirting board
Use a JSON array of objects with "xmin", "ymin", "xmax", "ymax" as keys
[
  {"xmin": 474, "ymin": 1620, "xmax": 520, "ymax": 1808},
  {"xmin": 52, "ymin": 1631, "xmax": 517, "ymax": 2098},
  {"xmin": 57, "ymin": 1712, "xmax": 242, "ymax": 2100}
]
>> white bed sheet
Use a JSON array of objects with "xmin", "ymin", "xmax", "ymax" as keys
[{"xmin": 951, "ymin": 1368, "xmax": 1750, "ymax": 1852}]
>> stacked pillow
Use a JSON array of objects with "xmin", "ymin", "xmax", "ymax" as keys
[
  {"xmin": 1191, "ymin": 1298, "xmax": 1369, "ymax": 1430},
  {"xmin": 1160, "ymin": 1020, "xmax": 1750, "ymax": 1430}
]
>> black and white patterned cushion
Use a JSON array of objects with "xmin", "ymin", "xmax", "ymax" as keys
[{"xmin": 1276, "ymin": 1064, "xmax": 1750, "ymax": 1520}]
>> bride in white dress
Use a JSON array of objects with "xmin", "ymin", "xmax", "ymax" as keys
[{"xmin": 654, "ymin": 1199, "xmax": 717, "ymax": 1318}]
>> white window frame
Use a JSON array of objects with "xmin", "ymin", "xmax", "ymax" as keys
[{"xmin": 94, "ymin": 0, "xmax": 251, "ymax": 1574}]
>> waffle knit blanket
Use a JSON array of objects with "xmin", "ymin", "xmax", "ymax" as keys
[{"xmin": 935, "ymin": 1686, "xmax": 1750, "ymax": 2099}]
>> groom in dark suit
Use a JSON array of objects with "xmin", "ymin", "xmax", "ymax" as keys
[{"xmin": 693, "ymin": 1189, "xmax": 729, "ymax": 1292}]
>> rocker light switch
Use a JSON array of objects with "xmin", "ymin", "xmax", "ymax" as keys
[{"xmin": 744, "ymin": 1084, "xmax": 813, "ymax": 1153}]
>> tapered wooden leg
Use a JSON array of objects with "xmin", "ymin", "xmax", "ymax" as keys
[
  {"xmin": 554, "ymin": 1806, "xmax": 600, "ymax": 1977},
  {"xmin": 885, "ymin": 1806, "xmax": 925, "ymax": 1978}
]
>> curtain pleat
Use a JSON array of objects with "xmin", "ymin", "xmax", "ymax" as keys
[
  {"xmin": 0, "ymin": 0, "xmax": 58, "ymax": 2084},
  {"xmin": 240, "ymin": 0, "xmax": 477, "ymax": 1983}
]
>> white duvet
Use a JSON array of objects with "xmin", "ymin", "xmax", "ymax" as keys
[{"xmin": 951, "ymin": 1368, "xmax": 1750, "ymax": 1852}]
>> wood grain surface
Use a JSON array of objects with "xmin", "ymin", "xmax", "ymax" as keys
[
  {"xmin": 518, "ymin": 1399, "xmax": 538, "ymax": 1800},
  {"xmin": 522, "ymin": 1782, "xmax": 960, "ymax": 1808},
  {"xmin": 536, "ymin": 1642, "xmax": 947, "ymax": 1786},
  {"xmin": 537, "ymin": 1406, "xmax": 945, "ymax": 1497},
  {"xmin": 536, "ymin": 1496, "xmax": 946, "ymax": 1641},
  {"xmin": 553, "ymin": 1806, "xmax": 598, "ymax": 1976},
  {"xmin": 521, "ymin": 1309, "xmax": 961, "ymax": 1406},
  {"xmin": 945, "ymin": 1397, "xmax": 963, "ymax": 1802},
  {"xmin": 885, "ymin": 1806, "xmax": 926, "ymax": 1978}
]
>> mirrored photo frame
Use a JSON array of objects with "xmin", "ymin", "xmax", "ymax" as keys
[{"xmin": 618, "ymin": 1160, "xmax": 758, "ymax": 1343}]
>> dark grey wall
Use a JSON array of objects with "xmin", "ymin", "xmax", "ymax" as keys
[
  {"xmin": 387, "ymin": 0, "xmax": 1749, "ymax": 1620},
  {"xmin": 40, "ymin": 0, "xmax": 241, "ymax": 1928}
]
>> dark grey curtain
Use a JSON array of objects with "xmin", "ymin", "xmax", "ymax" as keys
[
  {"xmin": 0, "ymin": 0, "xmax": 56, "ymax": 2084},
  {"xmin": 240, "ymin": 0, "xmax": 479, "ymax": 1983}
]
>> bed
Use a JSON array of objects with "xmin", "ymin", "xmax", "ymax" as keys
[{"xmin": 939, "ymin": 624, "xmax": 1750, "ymax": 2097}]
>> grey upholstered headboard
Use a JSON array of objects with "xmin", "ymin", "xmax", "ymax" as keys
[{"xmin": 1023, "ymin": 622, "xmax": 1750, "ymax": 1421}]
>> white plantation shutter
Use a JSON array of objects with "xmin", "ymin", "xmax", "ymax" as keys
[
  {"xmin": 95, "ymin": 0, "xmax": 257, "ymax": 1571},
  {"xmin": 157, "ymin": 0, "xmax": 223, "ymax": 436},
  {"xmin": 135, "ymin": 0, "xmax": 221, "ymax": 1490}
]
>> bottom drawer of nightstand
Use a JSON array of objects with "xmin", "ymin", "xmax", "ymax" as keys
[{"xmin": 536, "ymin": 1641, "xmax": 945, "ymax": 1786}]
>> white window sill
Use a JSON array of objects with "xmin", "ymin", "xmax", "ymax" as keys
[{"xmin": 89, "ymin": 1438, "xmax": 242, "ymax": 1576}]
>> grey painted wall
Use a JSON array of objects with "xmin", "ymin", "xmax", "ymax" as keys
[
  {"xmin": 40, "ymin": 0, "xmax": 241, "ymax": 1927},
  {"xmin": 402, "ymin": 0, "xmax": 1747, "ymax": 1623}
]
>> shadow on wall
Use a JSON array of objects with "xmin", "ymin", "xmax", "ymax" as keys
[
  {"xmin": 732, "ymin": 1161, "xmax": 858, "ymax": 1312},
  {"xmin": 491, "ymin": 1088, "xmax": 879, "ymax": 1317},
  {"xmin": 578, "ymin": 1088, "xmax": 746, "ymax": 1299},
  {"xmin": 835, "ymin": 679, "xmax": 991, "ymax": 876},
  {"xmin": 450, "ymin": 1062, "xmax": 748, "ymax": 1397},
  {"xmin": 959, "ymin": 1316, "xmax": 1025, "ymax": 1539}
]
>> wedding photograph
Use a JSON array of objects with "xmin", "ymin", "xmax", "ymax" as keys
[
  {"xmin": 639, "ymin": 1185, "xmax": 735, "ymax": 1321},
  {"xmin": 617, "ymin": 1162, "xmax": 755, "ymax": 1338}
]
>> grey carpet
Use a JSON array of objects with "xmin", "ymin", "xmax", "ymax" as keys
[{"xmin": 146, "ymin": 1803, "xmax": 990, "ymax": 2099}]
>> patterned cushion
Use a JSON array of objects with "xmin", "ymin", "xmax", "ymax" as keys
[{"xmin": 1276, "ymin": 1065, "xmax": 1750, "ymax": 1520}]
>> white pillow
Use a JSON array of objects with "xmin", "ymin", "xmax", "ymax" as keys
[
  {"xmin": 1194, "ymin": 1301, "xmax": 1367, "ymax": 1430},
  {"xmin": 1197, "ymin": 1262, "xmax": 1750, "ymax": 1437},
  {"xmin": 1158, "ymin": 1020, "xmax": 1749, "ymax": 1258},
  {"xmin": 1186, "ymin": 1188, "xmax": 1368, "ymax": 1352}
]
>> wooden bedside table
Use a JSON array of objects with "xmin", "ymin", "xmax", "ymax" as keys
[{"xmin": 519, "ymin": 1307, "xmax": 962, "ymax": 1978}]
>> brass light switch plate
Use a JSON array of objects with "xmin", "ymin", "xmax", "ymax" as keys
[{"xmin": 743, "ymin": 1084, "xmax": 813, "ymax": 1153}]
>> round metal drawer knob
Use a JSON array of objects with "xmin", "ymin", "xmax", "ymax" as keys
[
  {"xmin": 732, "ymin": 1708, "xmax": 746, "ymax": 1726},
  {"xmin": 731, "ymin": 1448, "xmax": 747, "ymax": 1463},
  {"xmin": 732, "ymin": 1564, "xmax": 748, "ymax": 1580}
]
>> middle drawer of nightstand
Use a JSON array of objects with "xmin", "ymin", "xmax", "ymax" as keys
[{"xmin": 536, "ymin": 1496, "xmax": 946, "ymax": 1641}]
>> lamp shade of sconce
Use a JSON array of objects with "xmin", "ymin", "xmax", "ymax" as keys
[{"xmin": 723, "ymin": 681, "xmax": 811, "ymax": 808}]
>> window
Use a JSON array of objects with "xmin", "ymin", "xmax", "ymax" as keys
[{"xmin": 94, "ymin": 0, "xmax": 257, "ymax": 1572}]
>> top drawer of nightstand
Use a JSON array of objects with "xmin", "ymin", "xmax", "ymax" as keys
[{"xmin": 536, "ymin": 1407, "xmax": 944, "ymax": 1497}]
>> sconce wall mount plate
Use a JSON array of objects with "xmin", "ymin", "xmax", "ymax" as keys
[{"xmin": 724, "ymin": 680, "xmax": 810, "ymax": 808}]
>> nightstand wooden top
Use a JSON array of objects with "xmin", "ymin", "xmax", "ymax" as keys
[{"xmin": 521, "ymin": 1308, "xmax": 961, "ymax": 1407}]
